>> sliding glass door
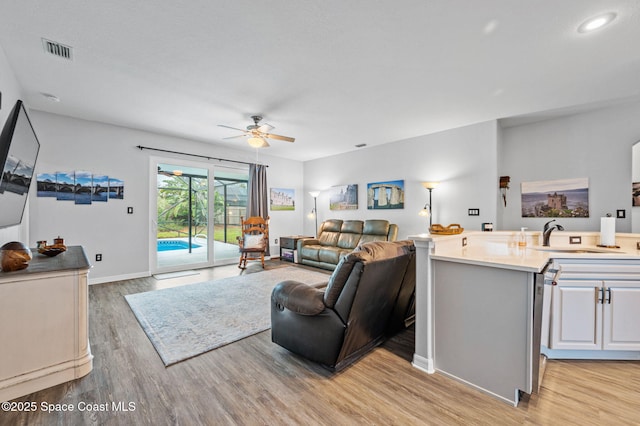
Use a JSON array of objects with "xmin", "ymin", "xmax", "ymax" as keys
[
  {"xmin": 150, "ymin": 158, "xmax": 249, "ymax": 273},
  {"xmin": 213, "ymin": 167, "xmax": 248, "ymax": 264},
  {"xmin": 154, "ymin": 162, "xmax": 210, "ymax": 271}
]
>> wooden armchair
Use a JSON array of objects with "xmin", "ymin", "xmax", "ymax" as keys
[{"xmin": 237, "ymin": 216, "xmax": 269, "ymax": 269}]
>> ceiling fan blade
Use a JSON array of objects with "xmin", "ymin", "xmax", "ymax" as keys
[
  {"xmin": 265, "ymin": 133, "xmax": 295, "ymax": 142},
  {"xmin": 257, "ymin": 123, "xmax": 274, "ymax": 133},
  {"xmin": 222, "ymin": 135, "xmax": 246, "ymax": 140},
  {"xmin": 218, "ymin": 124, "xmax": 247, "ymax": 132}
]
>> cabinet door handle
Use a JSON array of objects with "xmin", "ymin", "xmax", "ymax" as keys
[
  {"xmin": 596, "ymin": 287, "xmax": 603, "ymax": 304},
  {"xmin": 607, "ymin": 288, "xmax": 612, "ymax": 304}
]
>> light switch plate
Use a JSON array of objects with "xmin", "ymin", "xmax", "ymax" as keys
[{"xmin": 468, "ymin": 208, "xmax": 480, "ymax": 216}]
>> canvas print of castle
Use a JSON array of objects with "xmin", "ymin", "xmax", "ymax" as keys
[
  {"xmin": 521, "ymin": 177, "xmax": 589, "ymax": 218},
  {"xmin": 329, "ymin": 184, "xmax": 358, "ymax": 210},
  {"xmin": 270, "ymin": 187, "xmax": 295, "ymax": 211}
]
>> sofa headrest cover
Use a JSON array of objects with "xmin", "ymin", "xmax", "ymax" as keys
[
  {"xmin": 322, "ymin": 219, "xmax": 343, "ymax": 233},
  {"xmin": 341, "ymin": 220, "xmax": 364, "ymax": 234},
  {"xmin": 363, "ymin": 220, "xmax": 390, "ymax": 235},
  {"xmin": 355, "ymin": 240, "xmax": 415, "ymax": 259}
]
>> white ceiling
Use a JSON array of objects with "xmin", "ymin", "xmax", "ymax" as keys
[{"xmin": 1, "ymin": 1, "xmax": 640, "ymax": 162}]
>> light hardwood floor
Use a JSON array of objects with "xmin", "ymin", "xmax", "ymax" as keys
[{"xmin": 2, "ymin": 261, "xmax": 639, "ymax": 425}]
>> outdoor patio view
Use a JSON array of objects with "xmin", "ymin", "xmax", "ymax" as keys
[{"xmin": 156, "ymin": 163, "xmax": 248, "ymax": 269}]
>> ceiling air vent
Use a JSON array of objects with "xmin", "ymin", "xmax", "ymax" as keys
[{"xmin": 42, "ymin": 38, "xmax": 73, "ymax": 60}]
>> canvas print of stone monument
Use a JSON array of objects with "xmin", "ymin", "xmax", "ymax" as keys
[
  {"xmin": 521, "ymin": 177, "xmax": 589, "ymax": 217},
  {"xmin": 367, "ymin": 180, "xmax": 404, "ymax": 209}
]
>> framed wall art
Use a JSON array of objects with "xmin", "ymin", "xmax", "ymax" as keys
[
  {"xmin": 367, "ymin": 179, "xmax": 404, "ymax": 210},
  {"xmin": 521, "ymin": 177, "xmax": 589, "ymax": 217},
  {"xmin": 270, "ymin": 187, "xmax": 295, "ymax": 211},
  {"xmin": 37, "ymin": 171, "xmax": 125, "ymax": 204},
  {"xmin": 329, "ymin": 184, "xmax": 358, "ymax": 210}
]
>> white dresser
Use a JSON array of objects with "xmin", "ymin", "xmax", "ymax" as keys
[{"xmin": 0, "ymin": 246, "xmax": 93, "ymax": 402}]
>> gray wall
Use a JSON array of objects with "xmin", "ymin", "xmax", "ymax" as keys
[
  {"xmin": 302, "ymin": 120, "xmax": 499, "ymax": 239},
  {"xmin": 27, "ymin": 111, "xmax": 305, "ymax": 282},
  {"xmin": 499, "ymin": 99, "xmax": 640, "ymax": 233}
]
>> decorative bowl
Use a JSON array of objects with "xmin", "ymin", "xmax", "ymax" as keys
[{"xmin": 39, "ymin": 247, "xmax": 66, "ymax": 257}]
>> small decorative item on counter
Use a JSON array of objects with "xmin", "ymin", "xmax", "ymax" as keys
[
  {"xmin": 430, "ymin": 224, "xmax": 464, "ymax": 235},
  {"xmin": 0, "ymin": 241, "xmax": 33, "ymax": 272},
  {"xmin": 518, "ymin": 227, "xmax": 528, "ymax": 247},
  {"xmin": 38, "ymin": 236, "xmax": 67, "ymax": 257}
]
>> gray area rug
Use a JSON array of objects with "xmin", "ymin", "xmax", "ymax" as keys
[{"xmin": 125, "ymin": 266, "xmax": 330, "ymax": 366}]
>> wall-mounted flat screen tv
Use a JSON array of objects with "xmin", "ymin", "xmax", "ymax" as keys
[{"xmin": 0, "ymin": 100, "xmax": 41, "ymax": 228}]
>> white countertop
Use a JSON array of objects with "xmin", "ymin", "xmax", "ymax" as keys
[{"xmin": 409, "ymin": 231, "xmax": 640, "ymax": 273}]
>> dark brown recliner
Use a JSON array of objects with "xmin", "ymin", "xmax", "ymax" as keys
[{"xmin": 270, "ymin": 240, "xmax": 416, "ymax": 370}]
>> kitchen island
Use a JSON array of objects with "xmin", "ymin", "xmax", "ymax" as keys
[{"xmin": 409, "ymin": 231, "xmax": 640, "ymax": 406}]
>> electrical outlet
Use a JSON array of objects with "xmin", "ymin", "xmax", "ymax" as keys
[
  {"xmin": 274, "ymin": 238, "xmax": 278, "ymax": 245},
  {"xmin": 95, "ymin": 254, "xmax": 102, "ymax": 262}
]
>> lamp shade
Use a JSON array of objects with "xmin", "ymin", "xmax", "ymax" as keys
[
  {"xmin": 309, "ymin": 191, "xmax": 320, "ymax": 198},
  {"xmin": 422, "ymin": 181, "xmax": 440, "ymax": 190}
]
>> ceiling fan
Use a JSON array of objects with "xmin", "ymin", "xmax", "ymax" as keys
[{"xmin": 218, "ymin": 115, "xmax": 295, "ymax": 148}]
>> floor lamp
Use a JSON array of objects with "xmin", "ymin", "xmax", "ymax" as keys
[
  {"xmin": 419, "ymin": 182, "xmax": 439, "ymax": 230},
  {"xmin": 309, "ymin": 191, "xmax": 320, "ymax": 237}
]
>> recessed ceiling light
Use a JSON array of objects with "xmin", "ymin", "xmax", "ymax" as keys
[
  {"xmin": 41, "ymin": 92, "xmax": 60, "ymax": 102},
  {"xmin": 577, "ymin": 12, "xmax": 616, "ymax": 33}
]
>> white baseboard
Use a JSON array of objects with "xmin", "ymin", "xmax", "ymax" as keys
[
  {"xmin": 89, "ymin": 271, "xmax": 150, "ymax": 285},
  {"xmin": 411, "ymin": 353, "xmax": 435, "ymax": 374}
]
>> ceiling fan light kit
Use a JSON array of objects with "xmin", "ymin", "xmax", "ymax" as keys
[
  {"xmin": 247, "ymin": 136, "xmax": 269, "ymax": 148},
  {"xmin": 218, "ymin": 115, "xmax": 295, "ymax": 148}
]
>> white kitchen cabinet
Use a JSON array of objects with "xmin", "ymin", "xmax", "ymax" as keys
[
  {"xmin": 551, "ymin": 280, "xmax": 602, "ymax": 350},
  {"xmin": 602, "ymin": 283, "xmax": 640, "ymax": 351},
  {"xmin": 550, "ymin": 276, "xmax": 640, "ymax": 352}
]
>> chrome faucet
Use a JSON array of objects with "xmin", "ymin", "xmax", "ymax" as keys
[{"xmin": 542, "ymin": 219, "xmax": 564, "ymax": 246}]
